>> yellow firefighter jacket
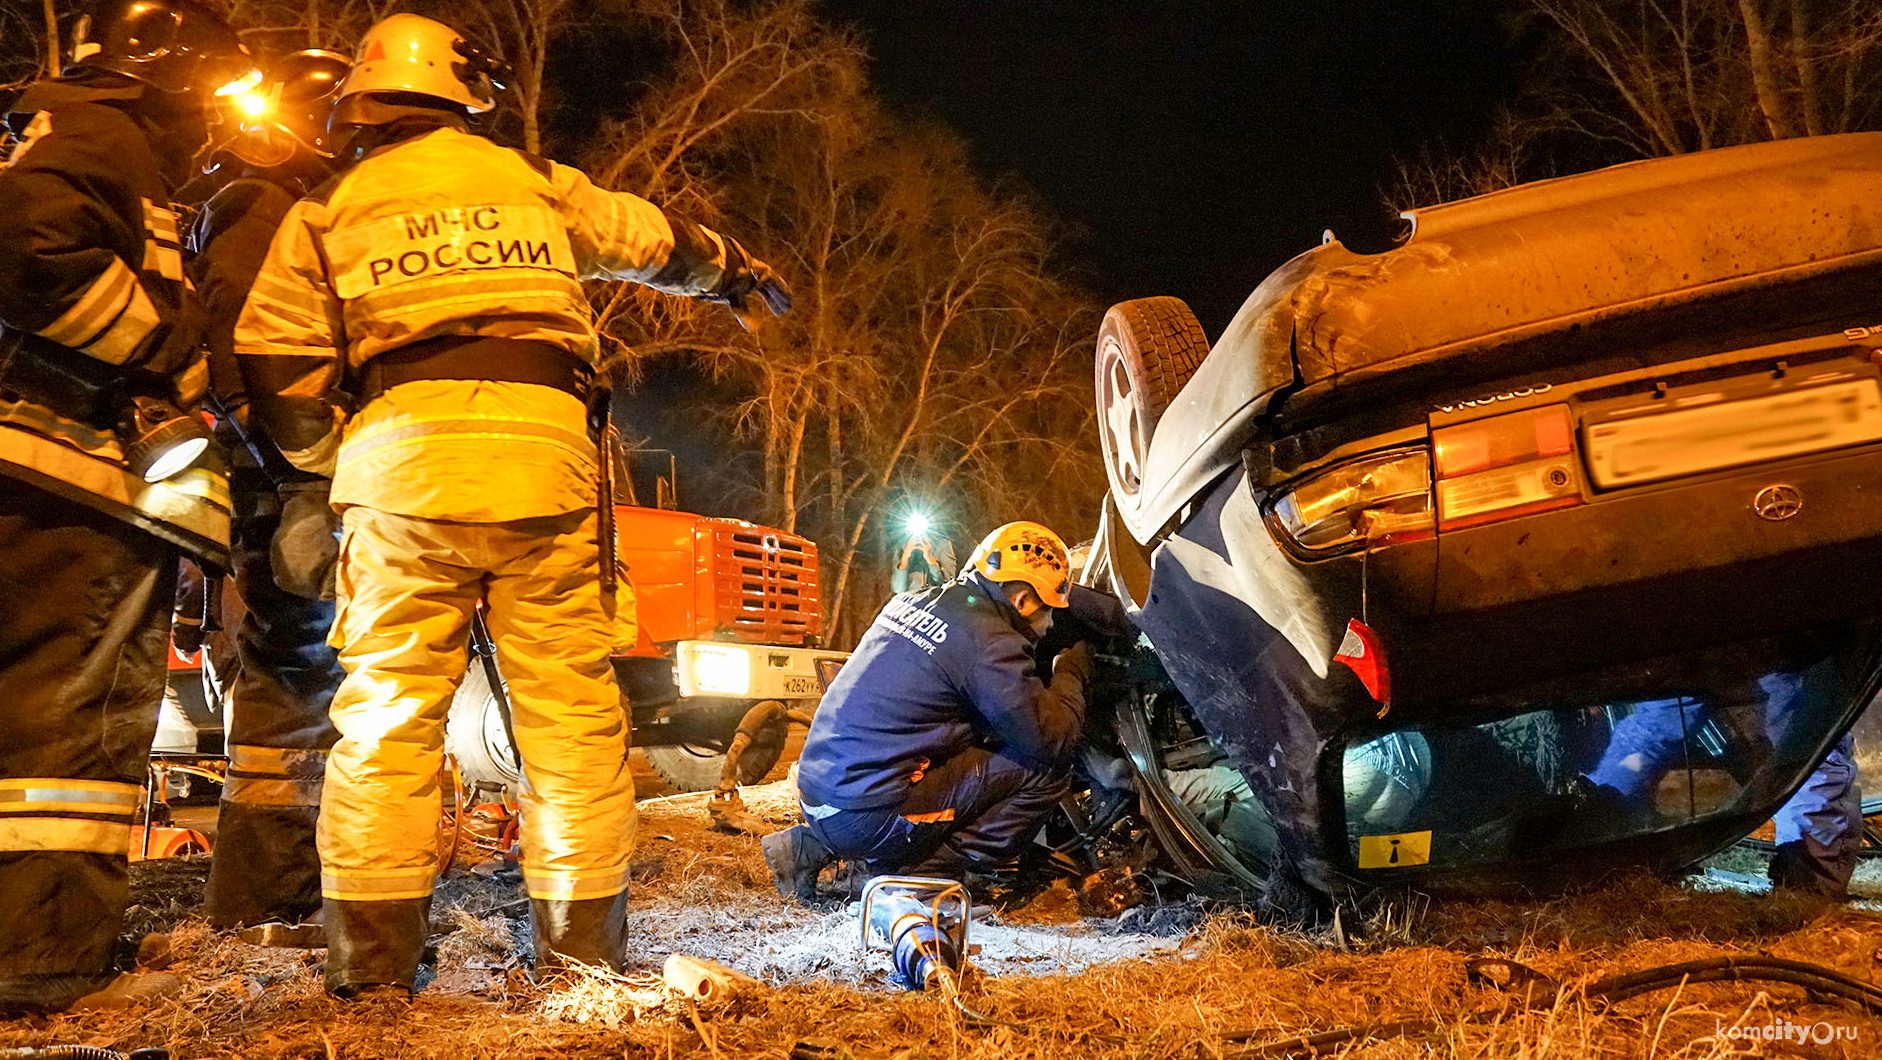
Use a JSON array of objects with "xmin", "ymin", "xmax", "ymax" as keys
[{"xmin": 233, "ymin": 122, "xmax": 750, "ymax": 522}]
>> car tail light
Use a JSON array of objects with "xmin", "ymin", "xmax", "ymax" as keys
[
  {"xmin": 1272, "ymin": 449, "xmax": 1433, "ymax": 552},
  {"xmin": 1432, "ymin": 404, "xmax": 1582, "ymax": 531}
]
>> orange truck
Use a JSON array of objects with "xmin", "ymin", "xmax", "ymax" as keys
[{"xmin": 447, "ymin": 476, "xmax": 849, "ymax": 794}]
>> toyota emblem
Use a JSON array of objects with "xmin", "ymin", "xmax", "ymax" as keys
[{"xmin": 1752, "ymin": 485, "xmax": 1803, "ymax": 521}]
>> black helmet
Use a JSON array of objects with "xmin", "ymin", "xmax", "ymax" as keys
[
  {"xmin": 70, "ymin": 0, "xmax": 258, "ymax": 96},
  {"xmin": 217, "ymin": 49, "xmax": 350, "ymax": 166}
]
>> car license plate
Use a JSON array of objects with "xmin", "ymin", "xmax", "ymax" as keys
[
  {"xmin": 783, "ymin": 675, "xmax": 818, "ymax": 696},
  {"xmin": 1585, "ymin": 379, "xmax": 1882, "ymax": 488}
]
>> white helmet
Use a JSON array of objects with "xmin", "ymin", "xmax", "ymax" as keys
[{"xmin": 331, "ymin": 13, "xmax": 504, "ymax": 124}]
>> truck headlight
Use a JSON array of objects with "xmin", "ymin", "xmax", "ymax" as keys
[{"xmin": 687, "ymin": 644, "xmax": 752, "ymax": 696}]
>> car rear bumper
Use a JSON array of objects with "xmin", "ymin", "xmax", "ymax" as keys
[{"xmin": 1365, "ymin": 444, "xmax": 1882, "ymax": 706}]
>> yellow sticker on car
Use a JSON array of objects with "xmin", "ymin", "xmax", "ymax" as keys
[{"xmin": 1357, "ymin": 830, "xmax": 1432, "ymax": 869}]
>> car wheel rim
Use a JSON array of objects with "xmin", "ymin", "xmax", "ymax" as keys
[
  {"xmin": 1099, "ymin": 337, "xmax": 1146, "ymax": 500},
  {"xmin": 479, "ymin": 692, "xmax": 521, "ymax": 783}
]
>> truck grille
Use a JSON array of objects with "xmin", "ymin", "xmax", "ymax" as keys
[{"xmin": 704, "ymin": 523, "xmax": 821, "ymax": 644}]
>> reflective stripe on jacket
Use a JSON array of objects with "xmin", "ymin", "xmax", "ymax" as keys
[{"xmin": 233, "ymin": 123, "xmax": 748, "ymax": 522}]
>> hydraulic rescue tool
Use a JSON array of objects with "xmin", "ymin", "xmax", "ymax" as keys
[{"xmin": 858, "ymin": 876, "xmax": 970, "ymax": 992}]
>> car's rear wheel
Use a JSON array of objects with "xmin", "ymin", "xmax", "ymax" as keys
[
  {"xmin": 1112, "ymin": 687, "xmax": 1269, "ymax": 892},
  {"xmin": 1095, "ymin": 297, "xmax": 1210, "ymax": 509}
]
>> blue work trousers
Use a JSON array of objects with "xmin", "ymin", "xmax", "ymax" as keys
[
  {"xmin": 806, "ymin": 747, "xmax": 1065, "ymax": 877},
  {"xmin": 1769, "ymin": 734, "xmax": 1862, "ymax": 895}
]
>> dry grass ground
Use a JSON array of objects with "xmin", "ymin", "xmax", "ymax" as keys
[{"xmin": 4, "ymin": 779, "xmax": 1881, "ymax": 1059}]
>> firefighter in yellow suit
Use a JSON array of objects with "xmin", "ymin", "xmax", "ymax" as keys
[{"xmin": 232, "ymin": 14, "xmax": 790, "ymax": 998}]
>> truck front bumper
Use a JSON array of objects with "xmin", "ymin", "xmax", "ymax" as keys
[{"xmin": 673, "ymin": 640, "xmax": 849, "ymax": 701}]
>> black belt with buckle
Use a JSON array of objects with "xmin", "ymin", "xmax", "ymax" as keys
[{"xmin": 356, "ymin": 336, "xmax": 592, "ymax": 406}]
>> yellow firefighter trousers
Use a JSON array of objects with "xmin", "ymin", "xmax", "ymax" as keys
[{"xmin": 318, "ymin": 506, "xmax": 636, "ymax": 906}]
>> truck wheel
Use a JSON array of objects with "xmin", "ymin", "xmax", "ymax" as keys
[
  {"xmin": 643, "ymin": 708, "xmax": 789, "ymax": 793},
  {"xmin": 1095, "ymin": 296, "xmax": 1210, "ymax": 510},
  {"xmin": 444, "ymin": 658, "xmax": 522, "ymax": 795}
]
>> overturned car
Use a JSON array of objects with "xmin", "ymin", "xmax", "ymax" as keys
[{"xmin": 1083, "ymin": 133, "xmax": 1882, "ymax": 911}]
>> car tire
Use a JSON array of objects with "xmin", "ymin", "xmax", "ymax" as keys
[
  {"xmin": 444, "ymin": 657, "xmax": 523, "ymax": 795},
  {"xmin": 642, "ymin": 708, "xmax": 789, "ymax": 793},
  {"xmin": 1095, "ymin": 296, "xmax": 1210, "ymax": 510}
]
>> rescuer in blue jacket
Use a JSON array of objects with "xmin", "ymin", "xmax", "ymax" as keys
[{"xmin": 765, "ymin": 521, "xmax": 1094, "ymax": 902}]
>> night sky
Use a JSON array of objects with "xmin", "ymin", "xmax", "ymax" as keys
[{"xmin": 818, "ymin": 0, "xmax": 1519, "ymax": 336}]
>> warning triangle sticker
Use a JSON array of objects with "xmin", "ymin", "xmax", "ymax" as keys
[{"xmin": 361, "ymin": 39, "xmax": 387, "ymax": 62}]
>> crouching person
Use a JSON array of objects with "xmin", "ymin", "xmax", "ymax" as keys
[{"xmin": 765, "ymin": 522, "xmax": 1093, "ymax": 902}]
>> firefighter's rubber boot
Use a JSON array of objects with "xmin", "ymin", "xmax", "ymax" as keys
[
  {"xmin": 324, "ymin": 896, "xmax": 430, "ymax": 998},
  {"xmin": 530, "ymin": 891, "xmax": 629, "ymax": 982},
  {"xmin": 206, "ymin": 803, "xmax": 324, "ymax": 930},
  {"xmin": 0, "ymin": 971, "xmax": 120, "ymax": 1019},
  {"xmin": 762, "ymin": 825, "xmax": 834, "ymax": 904}
]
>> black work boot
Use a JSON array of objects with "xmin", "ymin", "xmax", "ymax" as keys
[
  {"xmin": 324, "ymin": 896, "xmax": 431, "ymax": 999},
  {"xmin": 530, "ymin": 891, "xmax": 630, "ymax": 982},
  {"xmin": 762, "ymin": 825, "xmax": 834, "ymax": 904}
]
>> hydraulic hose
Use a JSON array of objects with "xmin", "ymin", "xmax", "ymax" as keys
[
  {"xmin": 0, "ymin": 1048, "xmax": 168, "ymax": 1059},
  {"xmin": 1224, "ymin": 954, "xmax": 1882, "ymax": 1057},
  {"xmin": 713, "ymin": 700, "xmax": 805, "ymax": 793}
]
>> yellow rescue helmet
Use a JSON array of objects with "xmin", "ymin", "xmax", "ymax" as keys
[
  {"xmin": 968, "ymin": 521, "xmax": 1072, "ymax": 609},
  {"xmin": 336, "ymin": 13, "xmax": 498, "ymax": 117}
]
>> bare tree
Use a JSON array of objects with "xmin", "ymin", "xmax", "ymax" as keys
[
  {"xmin": 431, "ymin": 0, "xmax": 574, "ymax": 154},
  {"xmin": 1, "ymin": 0, "xmax": 61, "ymax": 95},
  {"xmin": 1385, "ymin": 107, "xmax": 1558, "ymax": 213},
  {"xmin": 577, "ymin": 1, "xmax": 1101, "ymax": 640},
  {"xmin": 1390, "ymin": 0, "xmax": 1882, "ymax": 209}
]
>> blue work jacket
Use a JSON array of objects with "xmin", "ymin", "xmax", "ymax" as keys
[{"xmin": 796, "ymin": 573, "xmax": 1089, "ymax": 811}]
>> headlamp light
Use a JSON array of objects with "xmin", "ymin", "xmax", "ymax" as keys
[
  {"xmin": 121, "ymin": 396, "xmax": 213, "ymax": 482},
  {"xmin": 232, "ymin": 89, "xmax": 272, "ymax": 121}
]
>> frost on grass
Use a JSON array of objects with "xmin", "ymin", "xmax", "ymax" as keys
[{"xmin": 5, "ymin": 781, "xmax": 1881, "ymax": 1058}]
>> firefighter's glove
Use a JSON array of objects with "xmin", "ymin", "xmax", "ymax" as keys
[
  {"xmin": 1051, "ymin": 641, "xmax": 1096, "ymax": 691},
  {"xmin": 172, "ymin": 562, "xmax": 206, "ymax": 654},
  {"xmin": 271, "ymin": 482, "xmax": 340, "ymax": 600},
  {"xmin": 712, "ymin": 257, "xmax": 793, "ymax": 332}
]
